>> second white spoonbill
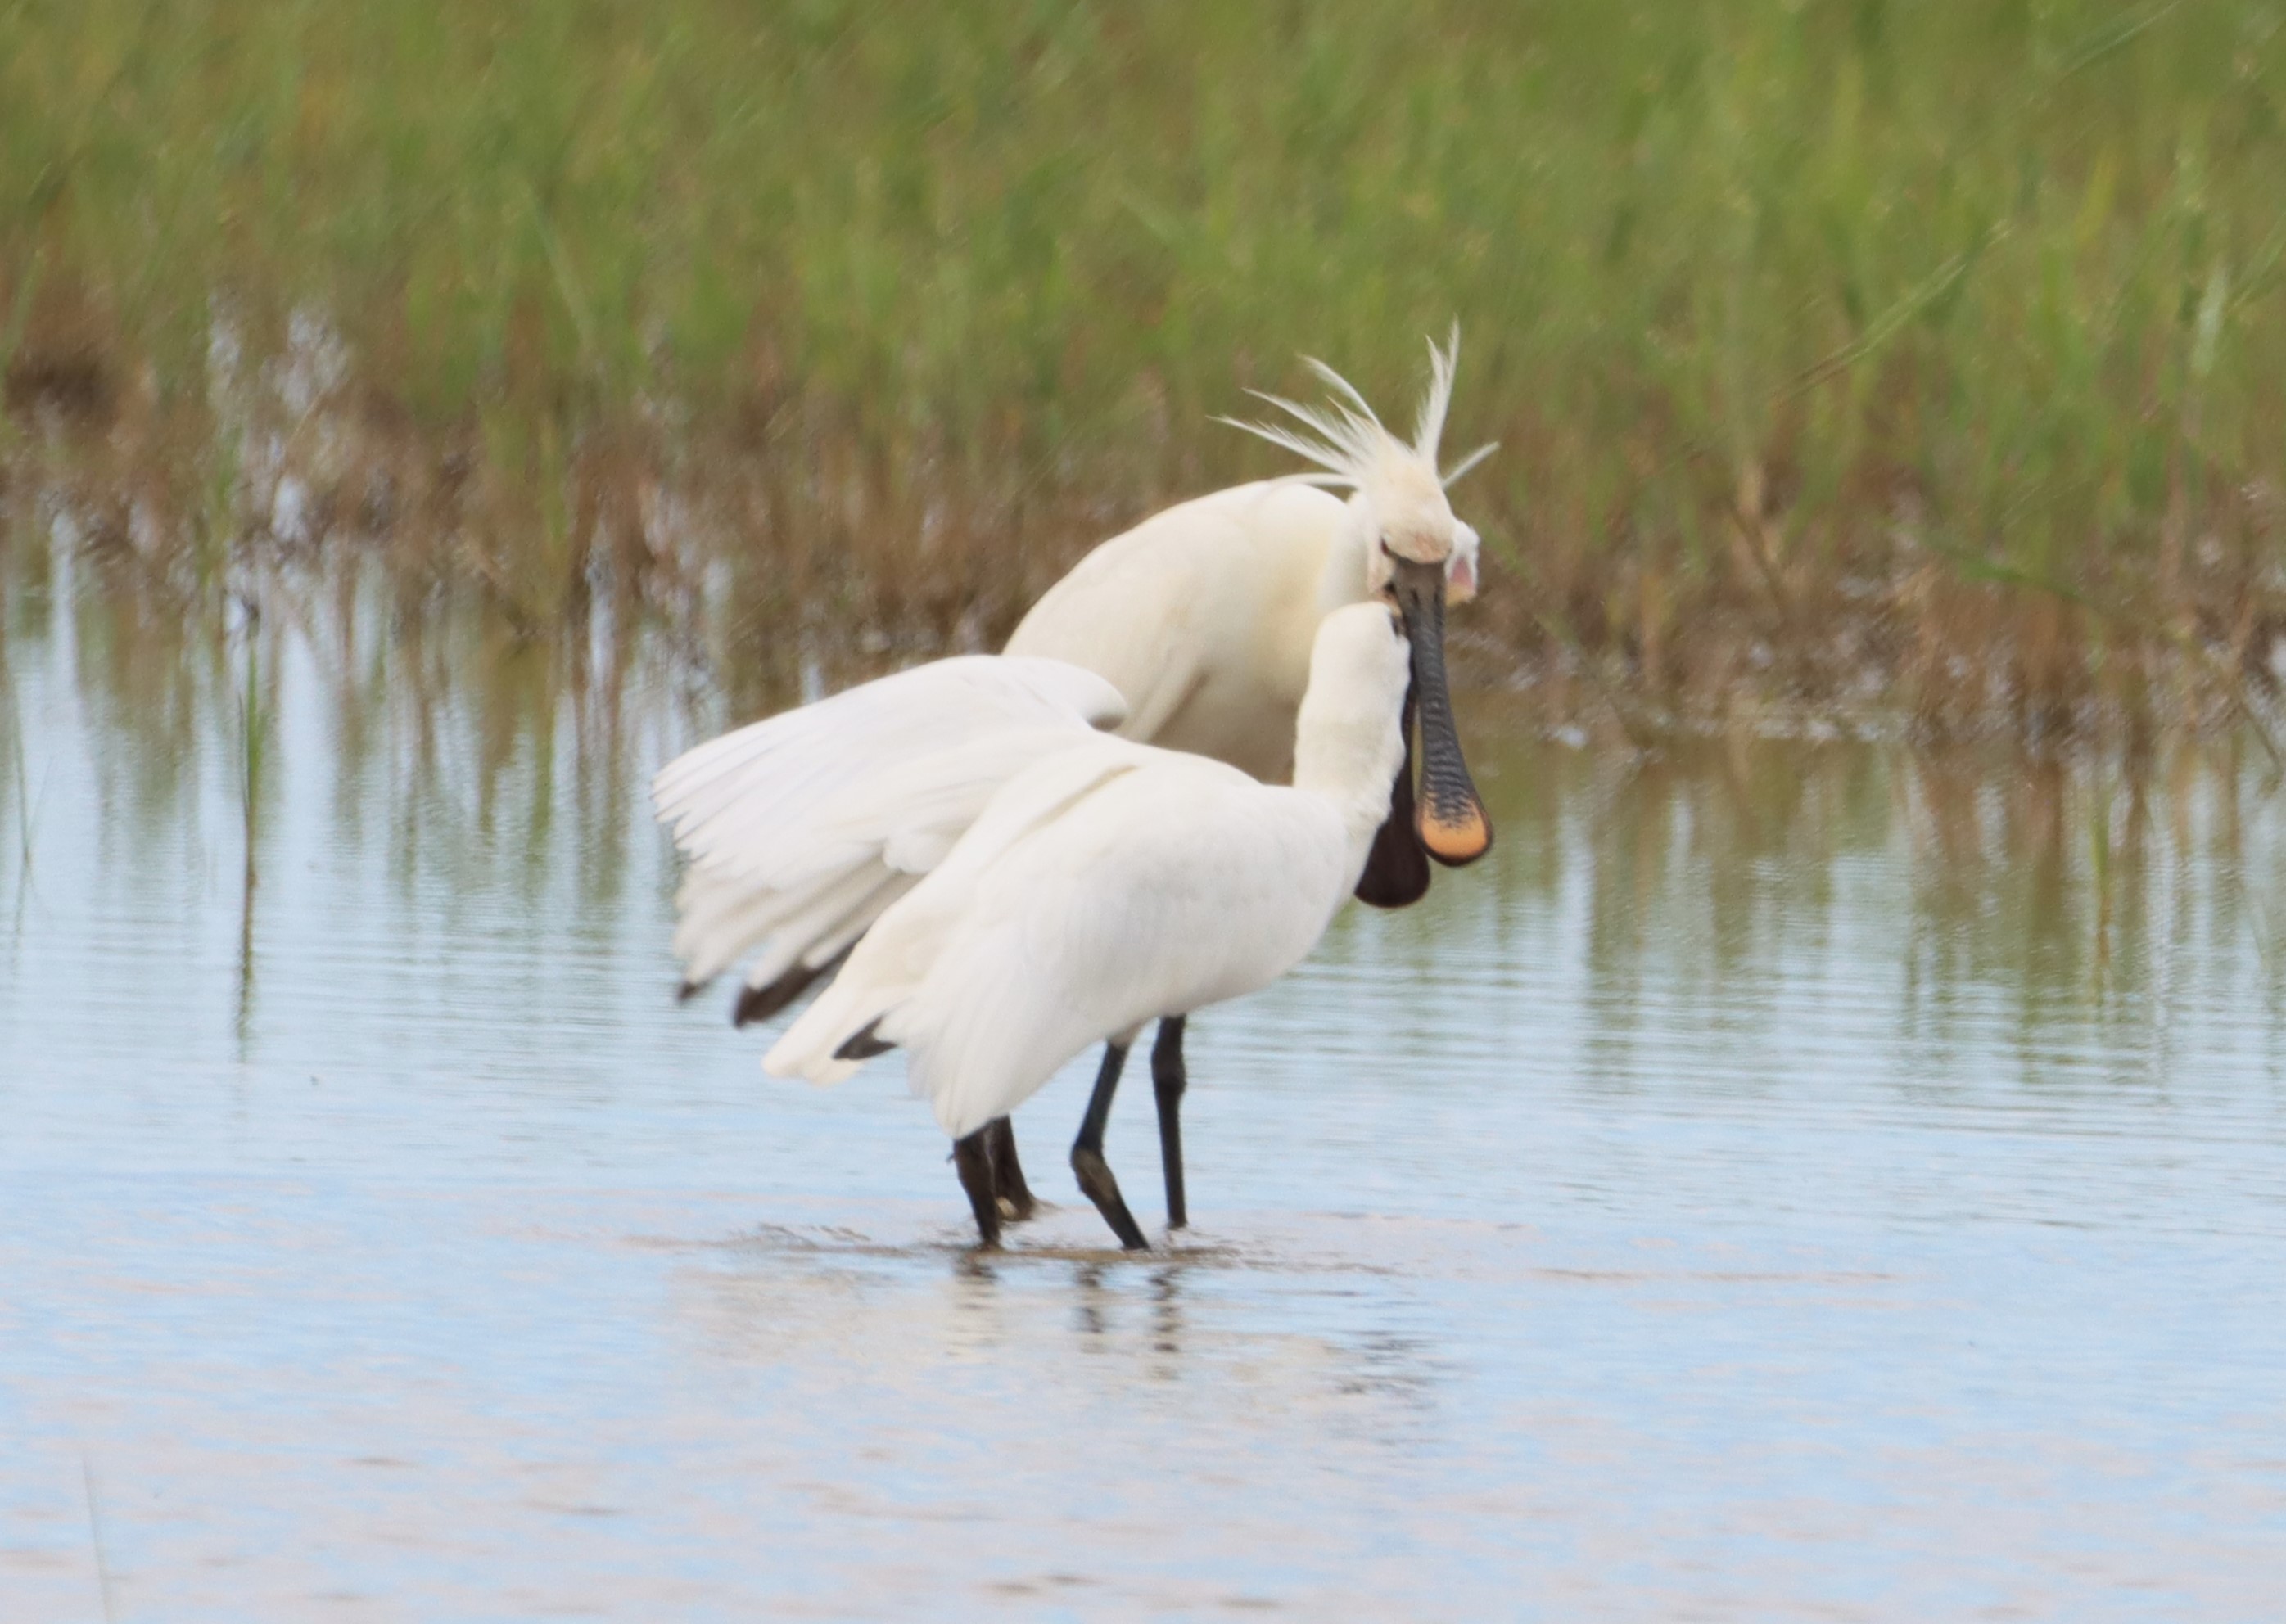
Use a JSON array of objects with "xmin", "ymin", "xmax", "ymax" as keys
[{"xmin": 766, "ymin": 601, "xmax": 1419, "ymax": 1248}]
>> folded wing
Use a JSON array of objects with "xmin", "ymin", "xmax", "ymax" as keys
[{"xmin": 771, "ymin": 754, "xmax": 1352, "ymax": 1139}]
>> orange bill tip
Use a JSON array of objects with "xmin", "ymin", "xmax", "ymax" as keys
[{"xmin": 1416, "ymin": 801, "xmax": 1493, "ymax": 866}]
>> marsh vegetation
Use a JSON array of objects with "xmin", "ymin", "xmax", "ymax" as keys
[{"xmin": 2, "ymin": 0, "xmax": 2284, "ymax": 742}]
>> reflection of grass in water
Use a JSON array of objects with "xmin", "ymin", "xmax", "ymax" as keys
[
  {"xmin": 0, "ymin": 637, "xmax": 34, "ymax": 911},
  {"xmin": 1, "ymin": 0, "xmax": 2284, "ymax": 735},
  {"xmin": 233, "ymin": 613, "xmax": 269, "ymax": 1044},
  {"xmin": 18, "ymin": 560, "xmax": 2286, "ymax": 1064},
  {"xmin": 1489, "ymin": 724, "xmax": 2280, "ymax": 1062},
  {"xmin": 2088, "ymin": 763, "xmax": 2115, "ymax": 986}
]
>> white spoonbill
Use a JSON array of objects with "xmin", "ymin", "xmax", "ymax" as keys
[
  {"xmin": 766, "ymin": 601, "xmax": 1416, "ymax": 1248},
  {"xmin": 655, "ymin": 335, "xmax": 1494, "ymax": 1228},
  {"xmin": 1007, "ymin": 330, "xmax": 1493, "ymax": 801}
]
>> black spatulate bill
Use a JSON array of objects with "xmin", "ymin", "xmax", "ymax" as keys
[{"xmin": 1389, "ymin": 558, "xmax": 1492, "ymax": 868}]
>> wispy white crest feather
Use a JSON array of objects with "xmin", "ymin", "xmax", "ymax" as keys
[
  {"xmin": 1303, "ymin": 356, "xmax": 1385, "ymax": 431},
  {"xmin": 1413, "ymin": 324, "xmax": 1459, "ymax": 462},
  {"xmin": 1217, "ymin": 387, "xmax": 1379, "ymax": 485},
  {"xmin": 1441, "ymin": 440, "xmax": 1499, "ymax": 489},
  {"xmin": 1220, "ymin": 326, "xmax": 1493, "ymax": 495}
]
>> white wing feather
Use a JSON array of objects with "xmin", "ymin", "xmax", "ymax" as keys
[
  {"xmin": 771, "ymin": 753, "xmax": 1354, "ymax": 1138},
  {"xmin": 766, "ymin": 734, "xmax": 1154, "ymax": 1082},
  {"xmin": 654, "ymin": 656, "xmax": 1127, "ymax": 998}
]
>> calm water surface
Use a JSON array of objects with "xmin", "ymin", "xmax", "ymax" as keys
[{"xmin": 2, "ymin": 577, "xmax": 2284, "ymax": 1621}]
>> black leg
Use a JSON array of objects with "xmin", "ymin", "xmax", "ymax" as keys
[
  {"xmin": 985, "ymin": 1116, "xmax": 1037, "ymax": 1221},
  {"xmin": 1151, "ymin": 1016, "xmax": 1190, "ymax": 1229},
  {"xmin": 952, "ymin": 1127, "xmax": 1001, "ymax": 1248},
  {"xmin": 1070, "ymin": 1043, "xmax": 1150, "ymax": 1251}
]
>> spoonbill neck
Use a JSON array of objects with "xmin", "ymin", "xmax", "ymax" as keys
[
  {"xmin": 1290, "ymin": 606, "xmax": 1411, "ymax": 847},
  {"xmin": 1315, "ymin": 504, "xmax": 1375, "ymax": 619}
]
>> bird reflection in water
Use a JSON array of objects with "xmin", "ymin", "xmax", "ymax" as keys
[{"xmin": 1066, "ymin": 1259, "xmax": 1189, "ymax": 1372}]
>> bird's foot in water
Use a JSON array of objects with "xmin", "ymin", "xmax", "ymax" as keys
[
  {"xmin": 1069, "ymin": 1147, "xmax": 1151, "ymax": 1252},
  {"xmin": 986, "ymin": 1117, "xmax": 1039, "ymax": 1224}
]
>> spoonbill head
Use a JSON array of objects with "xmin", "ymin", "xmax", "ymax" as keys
[
  {"xmin": 1231, "ymin": 329, "xmax": 1494, "ymax": 607},
  {"xmin": 1006, "ymin": 330, "xmax": 1496, "ymax": 900},
  {"xmin": 1222, "ymin": 329, "xmax": 1498, "ymax": 882}
]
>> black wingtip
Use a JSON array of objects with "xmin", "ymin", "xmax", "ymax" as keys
[
  {"xmin": 676, "ymin": 978, "xmax": 707, "ymax": 1005},
  {"xmin": 732, "ymin": 945, "xmax": 853, "ymax": 1028},
  {"xmin": 734, "ymin": 965, "xmax": 820, "ymax": 1028},
  {"xmin": 834, "ymin": 1017, "xmax": 897, "ymax": 1061}
]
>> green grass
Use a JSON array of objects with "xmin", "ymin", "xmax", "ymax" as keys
[{"xmin": 2, "ymin": 0, "xmax": 2284, "ymax": 736}]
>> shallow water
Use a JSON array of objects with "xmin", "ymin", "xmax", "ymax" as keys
[{"xmin": 3, "ymin": 580, "xmax": 2284, "ymax": 1621}]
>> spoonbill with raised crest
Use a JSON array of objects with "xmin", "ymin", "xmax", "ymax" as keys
[{"xmin": 654, "ymin": 333, "xmax": 1494, "ymax": 1238}]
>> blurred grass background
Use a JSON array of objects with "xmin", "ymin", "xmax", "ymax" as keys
[{"xmin": 2, "ymin": 0, "xmax": 2283, "ymax": 738}]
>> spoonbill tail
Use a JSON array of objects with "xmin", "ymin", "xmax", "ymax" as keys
[{"xmin": 766, "ymin": 602, "xmax": 1420, "ymax": 1248}]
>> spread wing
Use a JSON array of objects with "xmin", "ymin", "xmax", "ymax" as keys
[{"xmin": 653, "ymin": 656, "xmax": 1127, "ymax": 1013}]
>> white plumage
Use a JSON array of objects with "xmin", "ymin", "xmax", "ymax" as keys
[
  {"xmin": 1005, "ymin": 331, "xmax": 1490, "ymax": 785},
  {"xmin": 653, "ymin": 334, "xmax": 1493, "ymax": 1013},
  {"xmin": 653, "ymin": 656, "xmax": 1127, "ymax": 1005},
  {"xmin": 768, "ymin": 602, "xmax": 1412, "ymax": 1141},
  {"xmin": 649, "ymin": 337, "xmax": 1497, "ymax": 1247}
]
